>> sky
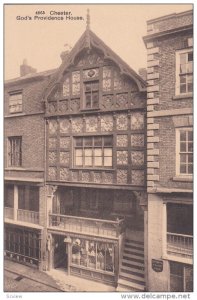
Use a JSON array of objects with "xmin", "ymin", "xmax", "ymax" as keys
[{"xmin": 4, "ymin": 3, "xmax": 193, "ymax": 80}]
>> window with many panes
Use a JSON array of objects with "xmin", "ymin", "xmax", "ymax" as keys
[
  {"xmin": 84, "ymin": 81, "xmax": 99, "ymax": 109},
  {"xmin": 74, "ymin": 136, "xmax": 113, "ymax": 168},
  {"xmin": 9, "ymin": 91, "xmax": 23, "ymax": 113},
  {"xmin": 176, "ymin": 128, "xmax": 193, "ymax": 176},
  {"xmin": 176, "ymin": 49, "xmax": 193, "ymax": 95},
  {"xmin": 4, "ymin": 226, "xmax": 41, "ymax": 266},
  {"xmin": 8, "ymin": 137, "xmax": 22, "ymax": 167}
]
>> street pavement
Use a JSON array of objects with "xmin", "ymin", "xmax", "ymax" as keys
[
  {"xmin": 4, "ymin": 259, "xmax": 115, "ymax": 292},
  {"xmin": 4, "ymin": 259, "xmax": 62, "ymax": 292},
  {"xmin": 4, "ymin": 270, "xmax": 61, "ymax": 292}
]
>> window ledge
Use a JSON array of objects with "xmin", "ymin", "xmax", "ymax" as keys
[
  {"xmin": 173, "ymin": 93, "xmax": 193, "ymax": 100},
  {"xmin": 5, "ymin": 112, "xmax": 26, "ymax": 118},
  {"xmin": 70, "ymin": 167, "xmax": 115, "ymax": 172},
  {"xmin": 5, "ymin": 167, "xmax": 44, "ymax": 172},
  {"xmin": 173, "ymin": 176, "xmax": 193, "ymax": 182},
  {"xmin": 5, "ymin": 167, "xmax": 25, "ymax": 170}
]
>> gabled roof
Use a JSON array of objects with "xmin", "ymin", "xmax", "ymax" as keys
[{"xmin": 43, "ymin": 28, "xmax": 146, "ymax": 100}]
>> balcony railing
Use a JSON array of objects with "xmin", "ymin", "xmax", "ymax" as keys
[
  {"xmin": 5, "ymin": 207, "xmax": 14, "ymax": 219},
  {"xmin": 17, "ymin": 209, "xmax": 40, "ymax": 225},
  {"xmin": 49, "ymin": 213, "xmax": 124, "ymax": 238},
  {"xmin": 167, "ymin": 232, "xmax": 193, "ymax": 259}
]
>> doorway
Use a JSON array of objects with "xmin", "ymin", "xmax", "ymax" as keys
[{"xmin": 53, "ymin": 235, "xmax": 67, "ymax": 269}]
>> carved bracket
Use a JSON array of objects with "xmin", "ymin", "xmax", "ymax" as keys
[
  {"xmin": 47, "ymin": 185, "xmax": 58, "ymax": 198},
  {"xmin": 133, "ymin": 191, "xmax": 148, "ymax": 210}
]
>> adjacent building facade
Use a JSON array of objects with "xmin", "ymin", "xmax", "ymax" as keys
[
  {"xmin": 143, "ymin": 10, "xmax": 193, "ymax": 292},
  {"xmin": 4, "ymin": 9, "xmax": 193, "ymax": 292},
  {"xmin": 4, "ymin": 64, "xmax": 55, "ymax": 270}
]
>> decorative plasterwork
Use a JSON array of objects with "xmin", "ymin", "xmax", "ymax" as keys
[
  {"xmin": 117, "ymin": 151, "xmax": 128, "ymax": 165},
  {"xmin": 60, "ymin": 168, "xmax": 69, "ymax": 181},
  {"xmin": 72, "ymin": 117, "xmax": 83, "ymax": 133},
  {"xmin": 49, "ymin": 138, "xmax": 57, "ymax": 149},
  {"xmin": 116, "ymin": 114, "xmax": 128, "ymax": 131},
  {"xmin": 117, "ymin": 169, "xmax": 127, "ymax": 184},
  {"xmin": 131, "ymin": 151, "xmax": 144, "ymax": 166},
  {"xmin": 100, "ymin": 115, "xmax": 113, "ymax": 132},
  {"xmin": 60, "ymin": 152, "xmax": 69, "ymax": 165},
  {"xmin": 131, "ymin": 112, "xmax": 144, "ymax": 130},
  {"xmin": 60, "ymin": 137, "xmax": 70, "ymax": 149},
  {"xmin": 60, "ymin": 119, "xmax": 70, "ymax": 133},
  {"xmin": 48, "ymin": 167, "xmax": 57, "ymax": 180},
  {"xmin": 116, "ymin": 135, "xmax": 128, "ymax": 147},
  {"xmin": 48, "ymin": 120, "xmax": 58, "ymax": 135},
  {"xmin": 86, "ymin": 116, "xmax": 98, "ymax": 132},
  {"xmin": 131, "ymin": 170, "xmax": 144, "ymax": 186},
  {"xmin": 131, "ymin": 134, "xmax": 145, "ymax": 147},
  {"xmin": 43, "ymin": 29, "xmax": 146, "ymax": 102},
  {"xmin": 48, "ymin": 151, "xmax": 57, "ymax": 164}
]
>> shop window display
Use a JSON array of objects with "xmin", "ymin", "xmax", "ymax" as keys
[{"xmin": 71, "ymin": 238, "xmax": 114, "ymax": 273}]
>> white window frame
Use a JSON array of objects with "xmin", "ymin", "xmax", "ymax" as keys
[
  {"xmin": 176, "ymin": 127, "xmax": 193, "ymax": 177},
  {"xmin": 73, "ymin": 136, "xmax": 113, "ymax": 168},
  {"xmin": 175, "ymin": 49, "xmax": 193, "ymax": 96}
]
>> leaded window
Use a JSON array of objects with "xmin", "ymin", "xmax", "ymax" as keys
[
  {"xmin": 8, "ymin": 136, "xmax": 22, "ymax": 167},
  {"xmin": 84, "ymin": 80, "xmax": 99, "ymax": 109},
  {"xmin": 74, "ymin": 136, "xmax": 113, "ymax": 168}
]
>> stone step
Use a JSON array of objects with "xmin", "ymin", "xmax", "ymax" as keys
[
  {"xmin": 125, "ymin": 239, "xmax": 144, "ymax": 246},
  {"xmin": 122, "ymin": 257, "xmax": 144, "ymax": 268},
  {"xmin": 118, "ymin": 278, "xmax": 145, "ymax": 291},
  {"xmin": 116, "ymin": 286, "xmax": 133, "ymax": 292},
  {"xmin": 124, "ymin": 249, "xmax": 144, "ymax": 259},
  {"xmin": 119, "ymin": 273, "xmax": 145, "ymax": 287},
  {"xmin": 124, "ymin": 244, "xmax": 144, "ymax": 254},
  {"xmin": 122, "ymin": 260, "xmax": 144, "ymax": 272},
  {"xmin": 120, "ymin": 267, "xmax": 145, "ymax": 279}
]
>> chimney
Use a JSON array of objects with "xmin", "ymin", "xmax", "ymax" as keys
[
  {"xmin": 20, "ymin": 59, "xmax": 37, "ymax": 77},
  {"xmin": 138, "ymin": 68, "xmax": 147, "ymax": 81}
]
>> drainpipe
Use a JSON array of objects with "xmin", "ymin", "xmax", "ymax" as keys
[{"xmin": 144, "ymin": 207, "xmax": 148, "ymax": 291}]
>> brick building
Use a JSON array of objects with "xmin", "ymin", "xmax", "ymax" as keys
[
  {"xmin": 143, "ymin": 10, "xmax": 193, "ymax": 292},
  {"xmin": 4, "ymin": 62, "xmax": 54, "ymax": 270}
]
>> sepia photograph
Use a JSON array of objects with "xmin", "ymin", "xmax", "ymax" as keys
[{"xmin": 3, "ymin": 2, "xmax": 193, "ymax": 296}]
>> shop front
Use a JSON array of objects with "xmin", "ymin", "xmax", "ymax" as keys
[{"xmin": 47, "ymin": 231, "xmax": 119, "ymax": 285}]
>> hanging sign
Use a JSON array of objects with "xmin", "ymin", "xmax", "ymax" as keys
[{"xmin": 152, "ymin": 259, "xmax": 163, "ymax": 272}]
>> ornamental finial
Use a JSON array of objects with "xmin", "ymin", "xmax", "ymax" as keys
[{"xmin": 86, "ymin": 9, "xmax": 90, "ymax": 30}]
